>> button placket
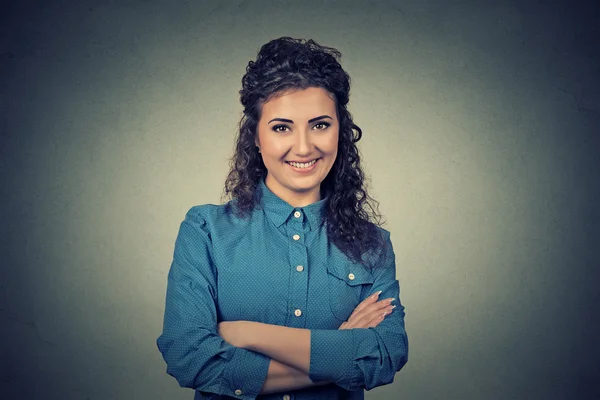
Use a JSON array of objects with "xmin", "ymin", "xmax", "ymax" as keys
[{"xmin": 286, "ymin": 209, "xmax": 309, "ymax": 328}]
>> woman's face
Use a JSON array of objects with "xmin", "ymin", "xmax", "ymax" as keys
[{"xmin": 256, "ymin": 86, "xmax": 339, "ymax": 206}]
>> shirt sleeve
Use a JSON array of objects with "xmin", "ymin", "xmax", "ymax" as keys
[
  {"xmin": 308, "ymin": 230, "xmax": 409, "ymax": 391},
  {"xmin": 156, "ymin": 207, "xmax": 271, "ymax": 400}
]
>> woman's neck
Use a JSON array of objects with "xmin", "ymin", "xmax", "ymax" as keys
[{"xmin": 264, "ymin": 176, "xmax": 321, "ymax": 207}]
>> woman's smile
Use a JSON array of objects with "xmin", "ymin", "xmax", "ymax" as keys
[{"xmin": 286, "ymin": 158, "xmax": 320, "ymax": 172}]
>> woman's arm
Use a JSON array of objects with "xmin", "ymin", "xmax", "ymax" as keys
[
  {"xmin": 259, "ymin": 359, "xmax": 329, "ymax": 394},
  {"xmin": 219, "ymin": 290, "xmax": 395, "ymax": 381},
  {"xmin": 220, "ymin": 292, "xmax": 391, "ymax": 394},
  {"xmin": 157, "ymin": 208, "xmax": 271, "ymax": 400},
  {"xmin": 219, "ymin": 230, "xmax": 408, "ymax": 392},
  {"xmin": 245, "ymin": 323, "xmax": 312, "ymax": 373},
  {"xmin": 224, "ymin": 303, "xmax": 394, "ymax": 371},
  {"xmin": 309, "ymin": 231, "xmax": 408, "ymax": 391}
]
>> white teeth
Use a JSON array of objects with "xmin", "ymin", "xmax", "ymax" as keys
[{"xmin": 288, "ymin": 159, "xmax": 317, "ymax": 169}]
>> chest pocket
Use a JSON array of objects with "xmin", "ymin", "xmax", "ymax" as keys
[{"xmin": 326, "ymin": 262, "xmax": 375, "ymax": 321}]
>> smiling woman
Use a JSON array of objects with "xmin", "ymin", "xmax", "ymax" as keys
[
  {"xmin": 257, "ymin": 87, "xmax": 339, "ymax": 207},
  {"xmin": 157, "ymin": 37, "xmax": 408, "ymax": 400}
]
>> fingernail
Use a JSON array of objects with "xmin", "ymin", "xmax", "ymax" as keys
[
  {"xmin": 391, "ymin": 305, "xmax": 397, "ymax": 309},
  {"xmin": 387, "ymin": 298, "xmax": 395, "ymax": 303},
  {"xmin": 372, "ymin": 290, "xmax": 382, "ymax": 298}
]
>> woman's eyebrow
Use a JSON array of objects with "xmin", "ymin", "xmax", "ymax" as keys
[
  {"xmin": 268, "ymin": 118, "xmax": 294, "ymax": 124},
  {"xmin": 268, "ymin": 115, "xmax": 333, "ymax": 124},
  {"xmin": 308, "ymin": 115, "xmax": 333, "ymax": 123}
]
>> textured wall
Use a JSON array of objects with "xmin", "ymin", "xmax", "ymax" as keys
[{"xmin": 1, "ymin": 1, "xmax": 599, "ymax": 399}]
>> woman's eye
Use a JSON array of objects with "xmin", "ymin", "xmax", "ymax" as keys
[
  {"xmin": 273, "ymin": 125, "xmax": 289, "ymax": 133},
  {"xmin": 313, "ymin": 122, "xmax": 330, "ymax": 130}
]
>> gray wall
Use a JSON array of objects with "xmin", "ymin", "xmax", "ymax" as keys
[{"xmin": 2, "ymin": 1, "xmax": 598, "ymax": 399}]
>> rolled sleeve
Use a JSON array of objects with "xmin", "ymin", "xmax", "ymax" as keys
[
  {"xmin": 309, "ymin": 230, "xmax": 408, "ymax": 391},
  {"xmin": 309, "ymin": 329, "xmax": 355, "ymax": 383},
  {"xmin": 221, "ymin": 347, "xmax": 271, "ymax": 398},
  {"xmin": 157, "ymin": 207, "xmax": 270, "ymax": 399}
]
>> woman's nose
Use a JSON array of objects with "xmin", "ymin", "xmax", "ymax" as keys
[{"xmin": 294, "ymin": 130, "xmax": 313, "ymax": 155}]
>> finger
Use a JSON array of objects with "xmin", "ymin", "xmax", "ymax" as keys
[
  {"xmin": 347, "ymin": 301, "xmax": 385, "ymax": 327},
  {"xmin": 355, "ymin": 303, "xmax": 395, "ymax": 328},
  {"xmin": 365, "ymin": 313, "xmax": 385, "ymax": 328},
  {"xmin": 365, "ymin": 298, "xmax": 395, "ymax": 316},
  {"xmin": 362, "ymin": 312, "xmax": 386, "ymax": 329},
  {"xmin": 347, "ymin": 304, "xmax": 392, "ymax": 329},
  {"xmin": 371, "ymin": 305, "xmax": 395, "ymax": 325},
  {"xmin": 340, "ymin": 320, "xmax": 358, "ymax": 330},
  {"xmin": 348, "ymin": 290, "xmax": 382, "ymax": 319},
  {"xmin": 346, "ymin": 291, "xmax": 384, "ymax": 323},
  {"xmin": 349, "ymin": 297, "xmax": 394, "ymax": 325}
]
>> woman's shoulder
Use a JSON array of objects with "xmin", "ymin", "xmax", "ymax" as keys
[
  {"xmin": 183, "ymin": 201, "xmax": 235, "ymax": 223},
  {"xmin": 374, "ymin": 224, "xmax": 391, "ymax": 238},
  {"xmin": 362, "ymin": 225, "xmax": 393, "ymax": 269},
  {"xmin": 182, "ymin": 200, "xmax": 252, "ymax": 231},
  {"xmin": 364, "ymin": 224, "xmax": 391, "ymax": 248}
]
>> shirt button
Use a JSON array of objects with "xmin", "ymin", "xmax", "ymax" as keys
[
  {"xmin": 348, "ymin": 273, "xmax": 355, "ymax": 280},
  {"xmin": 294, "ymin": 309, "xmax": 302, "ymax": 317},
  {"xmin": 292, "ymin": 234, "xmax": 300, "ymax": 241},
  {"xmin": 294, "ymin": 211, "xmax": 301, "ymax": 218},
  {"xmin": 283, "ymin": 395, "xmax": 291, "ymax": 400},
  {"xmin": 234, "ymin": 389, "xmax": 242, "ymax": 396},
  {"xmin": 296, "ymin": 265, "xmax": 304, "ymax": 272}
]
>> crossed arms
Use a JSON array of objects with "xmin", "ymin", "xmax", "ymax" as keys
[
  {"xmin": 156, "ymin": 214, "xmax": 408, "ymax": 399},
  {"xmin": 217, "ymin": 291, "xmax": 396, "ymax": 394}
]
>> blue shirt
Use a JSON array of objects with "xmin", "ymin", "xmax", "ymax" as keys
[{"xmin": 157, "ymin": 180, "xmax": 408, "ymax": 399}]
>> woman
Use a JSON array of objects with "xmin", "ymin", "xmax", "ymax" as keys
[{"xmin": 157, "ymin": 37, "xmax": 408, "ymax": 400}]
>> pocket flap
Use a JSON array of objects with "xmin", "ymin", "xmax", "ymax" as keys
[{"xmin": 326, "ymin": 262, "xmax": 374, "ymax": 286}]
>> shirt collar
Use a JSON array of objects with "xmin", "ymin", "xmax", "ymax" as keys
[{"xmin": 258, "ymin": 178, "xmax": 327, "ymax": 230}]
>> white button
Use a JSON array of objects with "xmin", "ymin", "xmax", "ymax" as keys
[
  {"xmin": 234, "ymin": 389, "xmax": 242, "ymax": 396},
  {"xmin": 294, "ymin": 309, "xmax": 302, "ymax": 317},
  {"xmin": 294, "ymin": 211, "xmax": 301, "ymax": 218},
  {"xmin": 292, "ymin": 234, "xmax": 300, "ymax": 241},
  {"xmin": 283, "ymin": 395, "xmax": 291, "ymax": 400},
  {"xmin": 296, "ymin": 265, "xmax": 304, "ymax": 272},
  {"xmin": 348, "ymin": 273, "xmax": 355, "ymax": 280}
]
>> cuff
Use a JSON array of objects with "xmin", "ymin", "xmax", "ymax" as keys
[
  {"xmin": 221, "ymin": 347, "xmax": 270, "ymax": 400},
  {"xmin": 309, "ymin": 329, "xmax": 355, "ymax": 384}
]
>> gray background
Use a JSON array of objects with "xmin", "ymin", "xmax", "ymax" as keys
[{"xmin": 1, "ymin": 1, "xmax": 599, "ymax": 399}]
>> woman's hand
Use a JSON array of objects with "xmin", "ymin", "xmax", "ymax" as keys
[{"xmin": 339, "ymin": 291, "xmax": 396, "ymax": 330}]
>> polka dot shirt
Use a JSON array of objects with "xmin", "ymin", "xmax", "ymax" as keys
[{"xmin": 157, "ymin": 179, "xmax": 408, "ymax": 399}]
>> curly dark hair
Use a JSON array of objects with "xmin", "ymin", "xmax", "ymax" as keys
[{"xmin": 223, "ymin": 37, "xmax": 386, "ymax": 266}]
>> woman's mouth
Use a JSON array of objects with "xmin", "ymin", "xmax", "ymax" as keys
[
  {"xmin": 286, "ymin": 159, "xmax": 318, "ymax": 169},
  {"xmin": 285, "ymin": 158, "xmax": 319, "ymax": 172}
]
